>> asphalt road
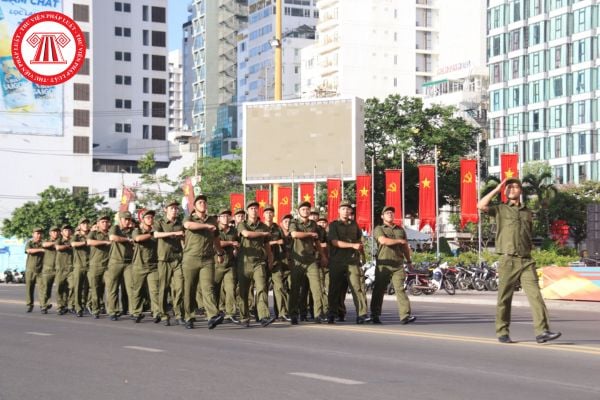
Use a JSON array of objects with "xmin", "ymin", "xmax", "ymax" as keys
[{"xmin": 1, "ymin": 284, "xmax": 600, "ymax": 400}]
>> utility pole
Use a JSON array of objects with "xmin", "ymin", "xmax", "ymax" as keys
[{"xmin": 274, "ymin": 0, "xmax": 282, "ymax": 101}]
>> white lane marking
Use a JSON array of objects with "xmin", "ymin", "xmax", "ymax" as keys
[
  {"xmin": 288, "ymin": 372, "xmax": 365, "ymax": 385},
  {"xmin": 123, "ymin": 345, "xmax": 164, "ymax": 353},
  {"xmin": 26, "ymin": 332, "xmax": 53, "ymax": 336}
]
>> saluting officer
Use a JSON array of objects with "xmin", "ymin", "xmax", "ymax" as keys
[
  {"xmin": 369, "ymin": 206, "xmax": 416, "ymax": 325},
  {"xmin": 24, "ymin": 227, "xmax": 45, "ymax": 313}
]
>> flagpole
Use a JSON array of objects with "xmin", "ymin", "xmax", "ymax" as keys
[
  {"xmin": 476, "ymin": 133, "xmax": 482, "ymax": 265},
  {"xmin": 340, "ymin": 161, "xmax": 344, "ymax": 201},
  {"xmin": 401, "ymin": 151, "xmax": 405, "ymax": 227},
  {"xmin": 371, "ymin": 155, "xmax": 375, "ymax": 264},
  {"xmin": 291, "ymin": 170, "xmax": 295, "ymax": 213},
  {"xmin": 434, "ymin": 146, "xmax": 440, "ymax": 259}
]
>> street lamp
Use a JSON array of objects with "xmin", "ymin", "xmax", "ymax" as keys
[{"xmin": 269, "ymin": 38, "xmax": 281, "ymax": 48}]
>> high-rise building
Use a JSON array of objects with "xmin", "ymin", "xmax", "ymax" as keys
[
  {"xmin": 487, "ymin": 0, "xmax": 600, "ymax": 183},
  {"xmin": 182, "ymin": 2, "xmax": 194, "ymax": 131},
  {"xmin": 168, "ymin": 49, "xmax": 184, "ymax": 133},
  {"xmin": 190, "ymin": 0, "xmax": 248, "ymax": 158},
  {"xmin": 236, "ymin": 0, "xmax": 318, "ymax": 141},
  {"xmin": 92, "ymin": 0, "xmax": 172, "ymax": 172}
]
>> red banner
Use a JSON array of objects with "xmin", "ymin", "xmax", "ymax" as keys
[
  {"xmin": 255, "ymin": 189, "xmax": 270, "ymax": 216},
  {"xmin": 460, "ymin": 159, "xmax": 478, "ymax": 228},
  {"xmin": 119, "ymin": 187, "xmax": 135, "ymax": 212},
  {"xmin": 230, "ymin": 193, "xmax": 244, "ymax": 214},
  {"xmin": 277, "ymin": 186, "xmax": 292, "ymax": 222},
  {"xmin": 500, "ymin": 153, "xmax": 519, "ymax": 202},
  {"xmin": 299, "ymin": 183, "xmax": 315, "ymax": 206},
  {"xmin": 182, "ymin": 178, "xmax": 195, "ymax": 214},
  {"xmin": 385, "ymin": 170, "xmax": 402, "ymax": 226},
  {"xmin": 418, "ymin": 165, "xmax": 436, "ymax": 232},
  {"xmin": 355, "ymin": 175, "xmax": 372, "ymax": 233},
  {"xmin": 327, "ymin": 179, "xmax": 341, "ymax": 222}
]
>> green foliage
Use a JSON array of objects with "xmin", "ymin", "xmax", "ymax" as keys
[
  {"xmin": 2, "ymin": 186, "xmax": 111, "ymax": 240},
  {"xmin": 137, "ymin": 150, "xmax": 157, "ymax": 174},
  {"xmin": 135, "ymin": 150, "xmax": 178, "ymax": 210},
  {"xmin": 530, "ymin": 249, "xmax": 578, "ymax": 267},
  {"xmin": 364, "ymin": 95, "xmax": 480, "ymax": 217}
]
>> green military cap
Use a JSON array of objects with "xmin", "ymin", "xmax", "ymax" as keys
[
  {"xmin": 164, "ymin": 199, "xmax": 180, "ymax": 208},
  {"xmin": 234, "ymin": 207, "xmax": 246, "ymax": 216},
  {"xmin": 263, "ymin": 204, "xmax": 275, "ymax": 212},
  {"xmin": 118, "ymin": 211, "xmax": 132, "ymax": 219},
  {"xmin": 97, "ymin": 214, "xmax": 111, "ymax": 222},
  {"xmin": 246, "ymin": 200, "xmax": 259, "ymax": 209},
  {"xmin": 218, "ymin": 208, "xmax": 232, "ymax": 216},
  {"xmin": 194, "ymin": 194, "xmax": 208, "ymax": 203},
  {"xmin": 382, "ymin": 205, "xmax": 395, "ymax": 214},
  {"xmin": 78, "ymin": 217, "xmax": 90, "ymax": 225},
  {"xmin": 505, "ymin": 177, "xmax": 522, "ymax": 188},
  {"xmin": 142, "ymin": 209, "xmax": 156, "ymax": 218},
  {"xmin": 281, "ymin": 214, "xmax": 292, "ymax": 220},
  {"xmin": 61, "ymin": 224, "xmax": 73, "ymax": 230},
  {"xmin": 317, "ymin": 215, "xmax": 328, "ymax": 222},
  {"xmin": 49, "ymin": 225, "xmax": 60, "ymax": 232},
  {"xmin": 339, "ymin": 200, "xmax": 353, "ymax": 209},
  {"xmin": 32, "ymin": 227, "xmax": 44, "ymax": 233},
  {"xmin": 298, "ymin": 201, "xmax": 311, "ymax": 209},
  {"xmin": 309, "ymin": 207, "xmax": 319, "ymax": 215}
]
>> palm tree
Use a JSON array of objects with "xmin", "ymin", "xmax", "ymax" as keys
[{"xmin": 522, "ymin": 171, "xmax": 558, "ymax": 235}]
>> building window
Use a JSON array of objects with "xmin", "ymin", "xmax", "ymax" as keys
[
  {"xmin": 143, "ymin": 101, "xmax": 149, "ymax": 117},
  {"xmin": 151, "ymin": 6, "xmax": 166, "ymax": 23},
  {"xmin": 143, "ymin": 5, "xmax": 148, "ymax": 21},
  {"xmin": 555, "ymin": 136, "xmax": 561, "ymax": 157},
  {"xmin": 74, "ymin": 83, "xmax": 90, "ymax": 101},
  {"xmin": 532, "ymin": 111, "xmax": 540, "ymax": 131},
  {"xmin": 115, "ymin": 123, "xmax": 123, "ymax": 133},
  {"xmin": 579, "ymin": 165, "xmax": 586, "ymax": 182},
  {"xmin": 78, "ymin": 58, "xmax": 90, "ymax": 75},
  {"xmin": 124, "ymin": 123, "xmax": 131, "ymax": 133},
  {"xmin": 109, "ymin": 188, "xmax": 117, "ymax": 198},
  {"xmin": 143, "ymin": 77, "xmax": 149, "ymax": 93},
  {"xmin": 72, "ymin": 186, "xmax": 88, "ymax": 196},
  {"xmin": 533, "ymin": 140, "xmax": 541, "ymax": 160},
  {"xmin": 152, "ymin": 31, "xmax": 166, "ymax": 47},
  {"xmin": 152, "ymin": 55, "xmax": 166, "ymax": 71},
  {"xmin": 73, "ymin": 4, "xmax": 89, "ymax": 22},
  {"xmin": 74, "ymin": 109, "xmax": 90, "ymax": 127},
  {"xmin": 143, "ymin": 30, "xmax": 149, "ymax": 46},
  {"xmin": 73, "ymin": 136, "xmax": 89, "ymax": 153},
  {"xmin": 115, "ymin": 99, "xmax": 132, "ymax": 109},
  {"xmin": 152, "ymin": 78, "xmax": 166, "ymax": 94},
  {"xmin": 152, "ymin": 125, "xmax": 166, "ymax": 140},
  {"xmin": 151, "ymin": 102, "xmax": 166, "ymax": 118},
  {"xmin": 143, "ymin": 125, "xmax": 149, "ymax": 139},
  {"xmin": 578, "ymin": 101, "xmax": 586, "ymax": 124},
  {"xmin": 115, "ymin": 27, "xmax": 122, "ymax": 36},
  {"xmin": 512, "ymin": 58, "xmax": 519, "ymax": 78},
  {"xmin": 554, "ymin": 166, "xmax": 564, "ymax": 184},
  {"xmin": 579, "ymin": 132, "xmax": 587, "ymax": 154}
]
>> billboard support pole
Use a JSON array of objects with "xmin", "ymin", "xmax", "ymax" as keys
[{"xmin": 340, "ymin": 161, "xmax": 344, "ymax": 201}]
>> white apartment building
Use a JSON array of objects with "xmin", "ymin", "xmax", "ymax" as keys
[
  {"xmin": 92, "ymin": 0, "xmax": 174, "ymax": 172},
  {"xmin": 168, "ymin": 49, "xmax": 184, "ymax": 134},
  {"xmin": 487, "ymin": 0, "xmax": 600, "ymax": 183},
  {"xmin": 301, "ymin": 0, "xmax": 485, "ymax": 100}
]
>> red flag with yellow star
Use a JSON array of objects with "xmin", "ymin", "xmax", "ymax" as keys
[
  {"xmin": 460, "ymin": 159, "xmax": 478, "ymax": 228},
  {"xmin": 277, "ymin": 186, "xmax": 292, "ymax": 222},
  {"xmin": 500, "ymin": 153, "xmax": 519, "ymax": 202},
  {"xmin": 356, "ymin": 175, "xmax": 372, "ymax": 233},
  {"xmin": 255, "ymin": 189, "xmax": 270, "ymax": 216},
  {"xmin": 299, "ymin": 183, "xmax": 315, "ymax": 207},
  {"xmin": 385, "ymin": 169, "xmax": 402, "ymax": 226},
  {"xmin": 119, "ymin": 187, "xmax": 135, "ymax": 212},
  {"xmin": 418, "ymin": 165, "xmax": 436, "ymax": 231},
  {"xmin": 327, "ymin": 178, "xmax": 341, "ymax": 222},
  {"xmin": 230, "ymin": 193, "xmax": 244, "ymax": 214}
]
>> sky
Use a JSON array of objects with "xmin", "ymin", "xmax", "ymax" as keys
[{"xmin": 168, "ymin": 0, "xmax": 191, "ymax": 51}]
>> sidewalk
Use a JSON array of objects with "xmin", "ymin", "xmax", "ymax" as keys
[{"xmin": 387, "ymin": 290, "xmax": 600, "ymax": 313}]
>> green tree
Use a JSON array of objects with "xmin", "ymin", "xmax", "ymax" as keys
[
  {"xmin": 134, "ymin": 150, "xmax": 178, "ymax": 210},
  {"xmin": 364, "ymin": 95, "xmax": 480, "ymax": 217},
  {"xmin": 2, "ymin": 186, "xmax": 112, "ymax": 240},
  {"xmin": 521, "ymin": 165, "xmax": 557, "ymax": 236}
]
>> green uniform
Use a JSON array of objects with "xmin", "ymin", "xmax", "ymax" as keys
[
  {"xmin": 71, "ymin": 231, "xmax": 90, "ymax": 313},
  {"xmin": 87, "ymin": 230, "xmax": 111, "ymax": 315},
  {"xmin": 40, "ymin": 239, "xmax": 58, "ymax": 310},
  {"xmin": 327, "ymin": 219, "xmax": 368, "ymax": 319},
  {"xmin": 237, "ymin": 219, "xmax": 271, "ymax": 322},
  {"xmin": 55, "ymin": 237, "xmax": 73, "ymax": 311},
  {"xmin": 155, "ymin": 218, "xmax": 184, "ymax": 321},
  {"xmin": 288, "ymin": 218, "xmax": 325, "ymax": 319},
  {"xmin": 24, "ymin": 239, "xmax": 44, "ymax": 308},
  {"xmin": 214, "ymin": 225, "xmax": 238, "ymax": 318},
  {"xmin": 182, "ymin": 213, "xmax": 220, "ymax": 321},
  {"xmin": 488, "ymin": 203, "xmax": 550, "ymax": 337},
  {"xmin": 130, "ymin": 226, "xmax": 159, "ymax": 317},
  {"xmin": 105, "ymin": 225, "xmax": 133, "ymax": 316},
  {"xmin": 369, "ymin": 224, "xmax": 411, "ymax": 320},
  {"xmin": 267, "ymin": 223, "xmax": 289, "ymax": 318}
]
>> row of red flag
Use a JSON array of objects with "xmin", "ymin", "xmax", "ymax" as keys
[{"xmin": 121, "ymin": 154, "xmax": 520, "ymax": 234}]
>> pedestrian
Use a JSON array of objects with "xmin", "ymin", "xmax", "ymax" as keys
[
  {"xmin": 288, "ymin": 201, "xmax": 327, "ymax": 325},
  {"xmin": 24, "ymin": 227, "xmax": 44, "ymax": 313},
  {"xmin": 327, "ymin": 201, "xmax": 369, "ymax": 324},
  {"xmin": 369, "ymin": 206, "xmax": 416, "ymax": 325},
  {"xmin": 477, "ymin": 178, "xmax": 561, "ymax": 344},
  {"xmin": 40, "ymin": 226, "xmax": 60, "ymax": 314},
  {"xmin": 105, "ymin": 211, "xmax": 134, "ymax": 321},
  {"xmin": 54, "ymin": 224, "xmax": 74, "ymax": 315},
  {"xmin": 237, "ymin": 200, "xmax": 277, "ymax": 327},
  {"xmin": 154, "ymin": 200, "xmax": 185, "ymax": 326},
  {"xmin": 87, "ymin": 215, "xmax": 112, "ymax": 318},
  {"xmin": 71, "ymin": 218, "xmax": 91, "ymax": 317},
  {"xmin": 181, "ymin": 195, "xmax": 225, "ymax": 329}
]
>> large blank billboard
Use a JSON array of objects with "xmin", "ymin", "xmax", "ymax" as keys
[{"xmin": 243, "ymin": 97, "xmax": 365, "ymax": 184}]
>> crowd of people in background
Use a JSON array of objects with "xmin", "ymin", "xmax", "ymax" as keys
[{"xmin": 24, "ymin": 194, "xmax": 417, "ymax": 330}]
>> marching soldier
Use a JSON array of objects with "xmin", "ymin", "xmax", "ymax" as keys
[
  {"xmin": 181, "ymin": 195, "xmax": 225, "ymax": 330},
  {"xmin": 24, "ymin": 227, "xmax": 44, "ymax": 313},
  {"xmin": 327, "ymin": 201, "xmax": 369, "ymax": 324},
  {"xmin": 105, "ymin": 211, "xmax": 134, "ymax": 321},
  {"xmin": 71, "ymin": 218, "xmax": 91, "ymax": 317},
  {"xmin": 263, "ymin": 204, "xmax": 290, "ymax": 321},
  {"xmin": 215, "ymin": 208, "xmax": 240, "ymax": 324},
  {"xmin": 87, "ymin": 215, "xmax": 112, "ymax": 319},
  {"xmin": 369, "ymin": 206, "xmax": 416, "ymax": 325},
  {"xmin": 288, "ymin": 201, "xmax": 327, "ymax": 325},
  {"xmin": 316, "ymin": 215, "xmax": 330, "ymax": 315},
  {"xmin": 40, "ymin": 226, "xmax": 60, "ymax": 313},
  {"xmin": 237, "ymin": 200, "xmax": 276, "ymax": 327},
  {"xmin": 55, "ymin": 224, "xmax": 74, "ymax": 315},
  {"xmin": 154, "ymin": 201, "xmax": 185, "ymax": 326}
]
